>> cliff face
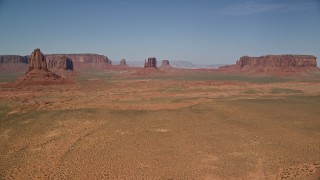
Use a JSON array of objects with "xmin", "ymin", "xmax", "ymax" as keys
[
  {"xmin": 120, "ymin": 59, "xmax": 127, "ymax": 66},
  {"xmin": 144, "ymin": 57, "xmax": 157, "ymax": 68},
  {"xmin": 219, "ymin": 54, "xmax": 319, "ymax": 75},
  {"xmin": 0, "ymin": 55, "xmax": 28, "ymax": 64},
  {"xmin": 237, "ymin": 55, "xmax": 317, "ymax": 68},
  {"xmin": 12, "ymin": 49, "xmax": 67, "ymax": 86},
  {"xmin": 0, "ymin": 55, "xmax": 28, "ymax": 71},
  {"xmin": 46, "ymin": 54, "xmax": 111, "ymax": 64},
  {"xmin": 160, "ymin": 60, "xmax": 171, "ymax": 68},
  {"xmin": 47, "ymin": 55, "xmax": 73, "ymax": 70},
  {"xmin": 46, "ymin": 54, "xmax": 111, "ymax": 70},
  {"xmin": 28, "ymin": 48, "xmax": 48, "ymax": 72}
]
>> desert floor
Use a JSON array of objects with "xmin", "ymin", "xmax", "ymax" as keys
[{"xmin": 0, "ymin": 69, "xmax": 320, "ymax": 179}]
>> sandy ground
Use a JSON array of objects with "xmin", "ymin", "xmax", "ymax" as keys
[{"xmin": 0, "ymin": 69, "xmax": 320, "ymax": 179}]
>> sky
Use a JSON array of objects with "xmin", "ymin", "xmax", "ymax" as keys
[{"xmin": 0, "ymin": 0, "xmax": 319, "ymax": 64}]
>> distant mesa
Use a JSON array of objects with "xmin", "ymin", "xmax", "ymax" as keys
[
  {"xmin": 119, "ymin": 59, "xmax": 128, "ymax": 66},
  {"xmin": 47, "ymin": 55, "xmax": 73, "ymax": 70},
  {"xmin": 134, "ymin": 57, "xmax": 163, "ymax": 75},
  {"xmin": 219, "ymin": 54, "xmax": 319, "ymax": 75},
  {"xmin": 237, "ymin": 55, "xmax": 317, "ymax": 68},
  {"xmin": 160, "ymin": 60, "xmax": 172, "ymax": 69},
  {"xmin": 0, "ymin": 53, "xmax": 112, "ymax": 72},
  {"xmin": 0, "ymin": 55, "xmax": 28, "ymax": 71},
  {"xmin": 46, "ymin": 54, "xmax": 111, "ymax": 71},
  {"xmin": 144, "ymin": 57, "xmax": 157, "ymax": 68},
  {"xmin": 0, "ymin": 55, "xmax": 28, "ymax": 64},
  {"xmin": 46, "ymin": 55, "xmax": 75, "ymax": 77},
  {"xmin": 14, "ymin": 49, "xmax": 70, "ymax": 86}
]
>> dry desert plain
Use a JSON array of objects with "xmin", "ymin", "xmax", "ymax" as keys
[{"xmin": 0, "ymin": 68, "xmax": 320, "ymax": 179}]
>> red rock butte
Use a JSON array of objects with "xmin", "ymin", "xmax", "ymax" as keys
[
  {"xmin": 237, "ymin": 55, "xmax": 317, "ymax": 68},
  {"xmin": 119, "ymin": 59, "xmax": 127, "ymax": 66},
  {"xmin": 28, "ymin": 48, "xmax": 48, "ymax": 72},
  {"xmin": 144, "ymin": 57, "xmax": 157, "ymax": 68},
  {"xmin": 162, "ymin": 60, "xmax": 170, "ymax": 66},
  {"xmin": 13, "ymin": 49, "xmax": 71, "ymax": 86},
  {"xmin": 219, "ymin": 54, "xmax": 319, "ymax": 75}
]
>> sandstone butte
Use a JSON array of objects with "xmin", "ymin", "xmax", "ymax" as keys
[
  {"xmin": 219, "ymin": 54, "xmax": 319, "ymax": 74},
  {"xmin": 119, "ymin": 59, "xmax": 128, "ymax": 66},
  {"xmin": 133, "ymin": 57, "xmax": 163, "ymax": 75},
  {"xmin": 160, "ymin": 60, "xmax": 172, "ymax": 68},
  {"xmin": 13, "ymin": 49, "xmax": 70, "ymax": 86},
  {"xmin": 144, "ymin": 57, "xmax": 157, "ymax": 68}
]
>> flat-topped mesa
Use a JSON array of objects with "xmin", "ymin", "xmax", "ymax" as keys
[
  {"xmin": 160, "ymin": 60, "xmax": 171, "ymax": 68},
  {"xmin": 47, "ymin": 55, "xmax": 73, "ymax": 70},
  {"xmin": 46, "ymin": 54, "xmax": 111, "ymax": 65},
  {"xmin": 144, "ymin": 57, "xmax": 157, "ymax": 68},
  {"xmin": 237, "ymin": 55, "xmax": 317, "ymax": 68},
  {"xmin": 0, "ymin": 55, "xmax": 28, "ymax": 72},
  {"xmin": 162, "ymin": 60, "xmax": 170, "ymax": 66},
  {"xmin": 0, "ymin": 55, "xmax": 28, "ymax": 64},
  {"xmin": 28, "ymin": 48, "xmax": 48, "ymax": 72},
  {"xmin": 120, "ymin": 59, "xmax": 127, "ymax": 66},
  {"xmin": 44, "ymin": 54, "xmax": 112, "ymax": 71}
]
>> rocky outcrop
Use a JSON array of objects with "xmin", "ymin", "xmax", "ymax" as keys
[
  {"xmin": 237, "ymin": 55, "xmax": 317, "ymax": 68},
  {"xmin": 46, "ymin": 55, "xmax": 74, "ymax": 77},
  {"xmin": 28, "ymin": 48, "xmax": 48, "ymax": 72},
  {"xmin": 120, "ymin": 59, "xmax": 127, "ymax": 66},
  {"xmin": 47, "ymin": 55, "xmax": 73, "ymax": 70},
  {"xmin": 13, "ymin": 49, "xmax": 70, "ymax": 86},
  {"xmin": 219, "ymin": 54, "xmax": 319, "ymax": 75},
  {"xmin": 134, "ymin": 57, "xmax": 164, "ymax": 75},
  {"xmin": 46, "ymin": 54, "xmax": 111, "ymax": 70},
  {"xmin": 144, "ymin": 57, "xmax": 157, "ymax": 68},
  {"xmin": 0, "ymin": 53, "xmax": 112, "ymax": 72},
  {"xmin": 46, "ymin": 54, "xmax": 110, "ymax": 64},
  {"xmin": 160, "ymin": 60, "xmax": 172, "ymax": 68},
  {"xmin": 0, "ymin": 55, "xmax": 28, "ymax": 71},
  {"xmin": 0, "ymin": 55, "xmax": 28, "ymax": 64}
]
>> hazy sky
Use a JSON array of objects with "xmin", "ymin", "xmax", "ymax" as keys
[{"xmin": 0, "ymin": 0, "xmax": 319, "ymax": 64}]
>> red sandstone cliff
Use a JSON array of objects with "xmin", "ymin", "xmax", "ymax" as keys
[
  {"xmin": 144, "ymin": 57, "xmax": 157, "ymax": 68},
  {"xmin": 46, "ymin": 54, "xmax": 111, "ymax": 70},
  {"xmin": 159, "ymin": 60, "xmax": 172, "ymax": 69},
  {"xmin": 0, "ymin": 53, "xmax": 112, "ymax": 72},
  {"xmin": 219, "ymin": 55, "xmax": 319, "ymax": 75},
  {"xmin": 0, "ymin": 55, "xmax": 28, "ymax": 71},
  {"xmin": 13, "ymin": 49, "xmax": 69, "ymax": 86},
  {"xmin": 237, "ymin": 55, "xmax": 317, "ymax": 68},
  {"xmin": 0, "ymin": 55, "xmax": 28, "ymax": 64}
]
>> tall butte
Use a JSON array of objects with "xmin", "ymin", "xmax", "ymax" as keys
[
  {"xmin": 28, "ymin": 48, "xmax": 48, "ymax": 72},
  {"xmin": 14, "ymin": 48, "xmax": 70, "ymax": 86}
]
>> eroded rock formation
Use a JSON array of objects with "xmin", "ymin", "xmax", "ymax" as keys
[
  {"xmin": 219, "ymin": 54, "xmax": 319, "ymax": 75},
  {"xmin": 0, "ymin": 55, "xmax": 28, "ymax": 71},
  {"xmin": 120, "ymin": 59, "xmax": 127, "ymax": 66},
  {"xmin": 28, "ymin": 48, "xmax": 48, "ymax": 72},
  {"xmin": 237, "ymin": 55, "xmax": 317, "ymax": 68},
  {"xmin": 46, "ymin": 54, "xmax": 110, "ymax": 64},
  {"xmin": 0, "ymin": 53, "xmax": 112, "ymax": 72},
  {"xmin": 134, "ymin": 57, "xmax": 164, "ymax": 75},
  {"xmin": 46, "ymin": 54, "xmax": 111, "ymax": 70},
  {"xmin": 160, "ymin": 60, "xmax": 172, "ymax": 69},
  {"xmin": 13, "ymin": 49, "xmax": 70, "ymax": 86},
  {"xmin": 144, "ymin": 57, "xmax": 157, "ymax": 68},
  {"xmin": 0, "ymin": 55, "xmax": 28, "ymax": 64},
  {"xmin": 47, "ymin": 55, "xmax": 73, "ymax": 70}
]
